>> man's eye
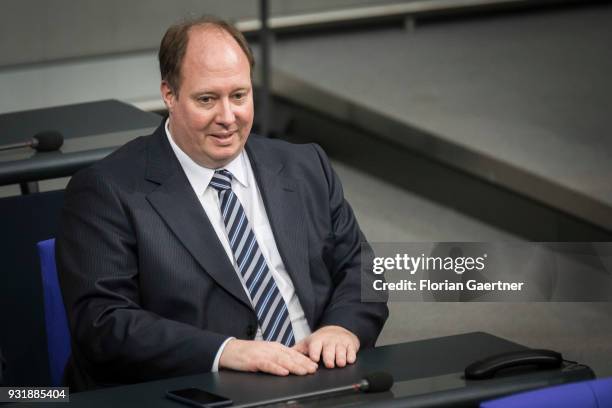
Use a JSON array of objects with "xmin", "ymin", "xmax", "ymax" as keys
[
  {"xmin": 198, "ymin": 96, "xmax": 213, "ymax": 104},
  {"xmin": 233, "ymin": 93, "xmax": 245, "ymax": 100}
]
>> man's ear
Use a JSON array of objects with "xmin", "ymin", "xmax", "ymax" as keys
[{"xmin": 160, "ymin": 80, "xmax": 177, "ymax": 113}]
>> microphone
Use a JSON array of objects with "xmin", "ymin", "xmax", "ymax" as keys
[
  {"xmin": 354, "ymin": 371, "xmax": 395, "ymax": 393},
  {"xmin": 238, "ymin": 372, "xmax": 394, "ymax": 407},
  {"xmin": 32, "ymin": 131, "xmax": 64, "ymax": 151},
  {"xmin": 0, "ymin": 131, "xmax": 64, "ymax": 152}
]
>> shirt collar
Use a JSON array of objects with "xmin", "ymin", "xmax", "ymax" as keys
[{"xmin": 165, "ymin": 118, "xmax": 249, "ymax": 195}]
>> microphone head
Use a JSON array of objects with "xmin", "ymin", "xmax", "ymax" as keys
[
  {"xmin": 33, "ymin": 131, "xmax": 63, "ymax": 152},
  {"xmin": 363, "ymin": 372, "xmax": 394, "ymax": 393}
]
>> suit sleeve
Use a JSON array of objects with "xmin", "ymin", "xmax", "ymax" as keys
[
  {"xmin": 56, "ymin": 168, "xmax": 228, "ymax": 385},
  {"xmin": 310, "ymin": 144, "xmax": 389, "ymax": 348}
]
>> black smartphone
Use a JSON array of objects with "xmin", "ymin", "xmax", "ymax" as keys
[{"xmin": 166, "ymin": 387, "xmax": 233, "ymax": 408}]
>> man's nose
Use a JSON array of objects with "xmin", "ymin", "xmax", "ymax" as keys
[{"xmin": 216, "ymin": 98, "xmax": 236, "ymax": 126}]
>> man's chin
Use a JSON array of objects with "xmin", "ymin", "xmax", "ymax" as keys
[{"xmin": 208, "ymin": 149, "xmax": 241, "ymax": 168}]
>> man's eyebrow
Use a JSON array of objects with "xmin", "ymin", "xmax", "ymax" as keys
[
  {"xmin": 191, "ymin": 86, "xmax": 251, "ymax": 96},
  {"xmin": 191, "ymin": 91, "xmax": 218, "ymax": 98}
]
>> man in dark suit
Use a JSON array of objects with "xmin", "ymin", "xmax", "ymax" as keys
[{"xmin": 57, "ymin": 16, "xmax": 387, "ymax": 391}]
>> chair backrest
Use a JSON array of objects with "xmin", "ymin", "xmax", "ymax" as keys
[
  {"xmin": 480, "ymin": 377, "xmax": 612, "ymax": 408},
  {"xmin": 37, "ymin": 238, "xmax": 71, "ymax": 387}
]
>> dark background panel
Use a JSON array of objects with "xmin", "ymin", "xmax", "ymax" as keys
[{"xmin": 0, "ymin": 190, "xmax": 65, "ymax": 386}]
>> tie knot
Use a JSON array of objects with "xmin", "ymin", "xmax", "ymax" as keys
[{"xmin": 210, "ymin": 169, "xmax": 233, "ymax": 192}]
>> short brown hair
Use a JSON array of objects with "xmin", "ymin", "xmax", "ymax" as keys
[{"xmin": 158, "ymin": 15, "xmax": 255, "ymax": 96}]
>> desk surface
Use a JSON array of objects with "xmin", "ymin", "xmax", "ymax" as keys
[
  {"xmin": 0, "ymin": 99, "xmax": 159, "ymax": 143},
  {"xmin": 0, "ymin": 100, "xmax": 161, "ymax": 185},
  {"xmin": 13, "ymin": 332, "xmax": 593, "ymax": 408}
]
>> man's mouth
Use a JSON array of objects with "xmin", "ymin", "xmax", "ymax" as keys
[{"xmin": 209, "ymin": 131, "xmax": 237, "ymax": 139}]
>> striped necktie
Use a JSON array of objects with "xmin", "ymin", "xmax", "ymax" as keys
[{"xmin": 209, "ymin": 169, "xmax": 295, "ymax": 346}]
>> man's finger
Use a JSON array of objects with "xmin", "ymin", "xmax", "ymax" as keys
[
  {"xmin": 289, "ymin": 348, "xmax": 318, "ymax": 373},
  {"xmin": 335, "ymin": 343, "xmax": 347, "ymax": 367},
  {"xmin": 347, "ymin": 343, "xmax": 357, "ymax": 364},
  {"xmin": 309, "ymin": 339, "xmax": 323, "ymax": 363},
  {"xmin": 292, "ymin": 340, "xmax": 309, "ymax": 355},
  {"xmin": 280, "ymin": 356, "xmax": 309, "ymax": 376},
  {"xmin": 259, "ymin": 359, "xmax": 290, "ymax": 376},
  {"xmin": 322, "ymin": 342, "xmax": 336, "ymax": 368}
]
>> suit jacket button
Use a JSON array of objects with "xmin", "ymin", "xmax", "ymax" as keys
[{"xmin": 246, "ymin": 324, "xmax": 256, "ymax": 338}]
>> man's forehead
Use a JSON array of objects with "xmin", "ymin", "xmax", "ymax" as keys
[
  {"xmin": 177, "ymin": 24, "xmax": 252, "ymax": 92},
  {"xmin": 185, "ymin": 25, "xmax": 247, "ymax": 64}
]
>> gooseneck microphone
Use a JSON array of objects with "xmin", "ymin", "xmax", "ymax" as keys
[
  {"xmin": 0, "ymin": 131, "xmax": 64, "ymax": 152},
  {"xmin": 32, "ymin": 131, "xmax": 64, "ymax": 151},
  {"xmin": 353, "ymin": 371, "xmax": 395, "ymax": 393},
  {"xmin": 237, "ymin": 371, "xmax": 394, "ymax": 408}
]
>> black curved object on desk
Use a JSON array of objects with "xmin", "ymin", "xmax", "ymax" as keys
[{"xmin": 465, "ymin": 349, "xmax": 563, "ymax": 380}]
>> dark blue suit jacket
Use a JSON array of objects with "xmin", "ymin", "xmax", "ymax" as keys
[{"xmin": 57, "ymin": 121, "xmax": 388, "ymax": 391}]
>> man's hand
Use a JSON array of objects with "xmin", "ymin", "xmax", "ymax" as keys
[
  {"xmin": 219, "ymin": 339, "xmax": 318, "ymax": 376},
  {"xmin": 293, "ymin": 325, "xmax": 360, "ymax": 368}
]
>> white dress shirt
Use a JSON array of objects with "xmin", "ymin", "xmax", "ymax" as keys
[{"xmin": 165, "ymin": 120, "xmax": 311, "ymax": 371}]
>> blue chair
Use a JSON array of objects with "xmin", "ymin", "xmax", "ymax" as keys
[
  {"xmin": 481, "ymin": 377, "xmax": 612, "ymax": 408},
  {"xmin": 37, "ymin": 238, "xmax": 71, "ymax": 387}
]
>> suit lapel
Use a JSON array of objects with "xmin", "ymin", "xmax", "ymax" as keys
[
  {"xmin": 144, "ymin": 126, "xmax": 252, "ymax": 309},
  {"xmin": 246, "ymin": 139, "xmax": 316, "ymax": 326}
]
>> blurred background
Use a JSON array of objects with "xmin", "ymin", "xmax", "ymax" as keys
[{"xmin": 1, "ymin": 0, "xmax": 611, "ymax": 386}]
